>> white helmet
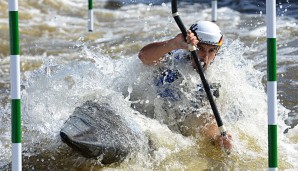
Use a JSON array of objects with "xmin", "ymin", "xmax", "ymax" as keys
[{"xmin": 190, "ymin": 21, "xmax": 223, "ymax": 47}]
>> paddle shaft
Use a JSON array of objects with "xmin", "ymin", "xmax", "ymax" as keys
[{"xmin": 171, "ymin": 0, "xmax": 226, "ymax": 136}]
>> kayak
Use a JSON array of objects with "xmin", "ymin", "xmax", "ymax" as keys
[{"xmin": 60, "ymin": 101, "xmax": 148, "ymax": 164}]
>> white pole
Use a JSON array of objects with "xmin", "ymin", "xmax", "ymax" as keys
[{"xmin": 212, "ymin": 0, "xmax": 217, "ymax": 22}]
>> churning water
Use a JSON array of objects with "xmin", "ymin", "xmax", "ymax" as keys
[{"xmin": 0, "ymin": 0, "xmax": 297, "ymax": 170}]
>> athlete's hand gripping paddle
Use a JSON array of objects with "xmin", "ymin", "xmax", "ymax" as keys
[{"xmin": 171, "ymin": 0, "xmax": 230, "ymax": 154}]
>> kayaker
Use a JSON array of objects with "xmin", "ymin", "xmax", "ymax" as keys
[{"xmin": 138, "ymin": 21, "xmax": 233, "ymax": 151}]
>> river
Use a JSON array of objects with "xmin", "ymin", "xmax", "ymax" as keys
[{"xmin": 0, "ymin": 0, "xmax": 297, "ymax": 170}]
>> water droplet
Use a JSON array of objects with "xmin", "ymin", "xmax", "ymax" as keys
[{"xmin": 146, "ymin": 3, "xmax": 152, "ymax": 11}]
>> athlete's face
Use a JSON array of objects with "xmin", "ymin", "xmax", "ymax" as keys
[{"xmin": 192, "ymin": 43, "xmax": 218, "ymax": 70}]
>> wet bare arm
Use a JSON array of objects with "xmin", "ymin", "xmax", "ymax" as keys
[
  {"xmin": 138, "ymin": 30, "xmax": 198, "ymax": 65},
  {"xmin": 200, "ymin": 115, "xmax": 233, "ymax": 150},
  {"xmin": 138, "ymin": 39, "xmax": 179, "ymax": 65}
]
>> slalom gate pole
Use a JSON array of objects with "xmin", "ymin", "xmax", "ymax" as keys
[
  {"xmin": 8, "ymin": 0, "xmax": 22, "ymax": 170},
  {"xmin": 171, "ymin": 0, "xmax": 227, "ymax": 138},
  {"xmin": 212, "ymin": 0, "xmax": 217, "ymax": 22},
  {"xmin": 88, "ymin": 0, "xmax": 93, "ymax": 32},
  {"xmin": 266, "ymin": 0, "xmax": 278, "ymax": 170}
]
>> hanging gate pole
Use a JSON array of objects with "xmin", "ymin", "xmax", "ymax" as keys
[
  {"xmin": 212, "ymin": 0, "xmax": 217, "ymax": 22},
  {"xmin": 266, "ymin": 0, "xmax": 278, "ymax": 170},
  {"xmin": 88, "ymin": 0, "xmax": 93, "ymax": 32},
  {"xmin": 8, "ymin": 0, "xmax": 22, "ymax": 170}
]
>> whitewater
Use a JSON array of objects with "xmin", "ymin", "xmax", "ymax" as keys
[{"xmin": 0, "ymin": 0, "xmax": 297, "ymax": 170}]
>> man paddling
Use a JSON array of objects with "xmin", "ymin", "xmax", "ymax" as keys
[{"xmin": 138, "ymin": 21, "xmax": 233, "ymax": 151}]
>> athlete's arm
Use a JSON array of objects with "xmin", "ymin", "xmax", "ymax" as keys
[
  {"xmin": 200, "ymin": 116, "xmax": 233, "ymax": 150},
  {"xmin": 138, "ymin": 31, "xmax": 197, "ymax": 65}
]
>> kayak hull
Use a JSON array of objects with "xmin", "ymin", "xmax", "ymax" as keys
[{"xmin": 60, "ymin": 101, "xmax": 144, "ymax": 164}]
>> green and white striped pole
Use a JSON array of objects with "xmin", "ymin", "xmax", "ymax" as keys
[
  {"xmin": 211, "ymin": 0, "xmax": 217, "ymax": 22},
  {"xmin": 8, "ymin": 0, "xmax": 22, "ymax": 170},
  {"xmin": 266, "ymin": 0, "xmax": 278, "ymax": 170},
  {"xmin": 88, "ymin": 0, "xmax": 93, "ymax": 32}
]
